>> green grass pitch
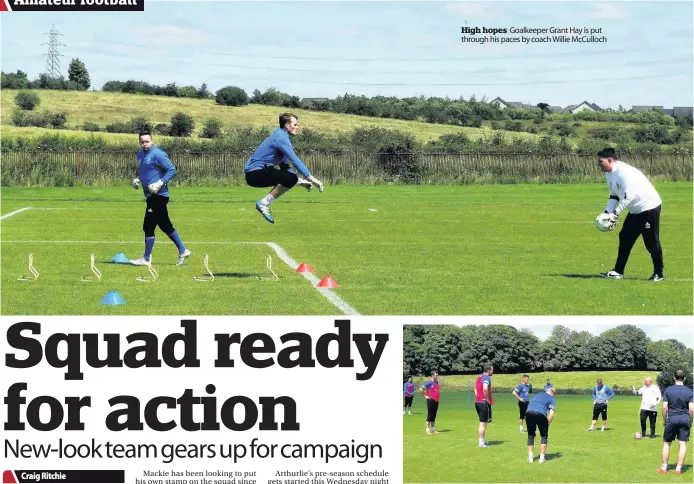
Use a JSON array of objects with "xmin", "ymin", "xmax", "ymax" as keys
[
  {"xmin": 403, "ymin": 392, "xmax": 693, "ymax": 483},
  {"xmin": 1, "ymin": 183, "xmax": 692, "ymax": 315}
]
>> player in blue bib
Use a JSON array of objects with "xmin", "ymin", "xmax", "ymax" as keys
[
  {"xmin": 513, "ymin": 375, "xmax": 532, "ymax": 433},
  {"xmin": 525, "ymin": 387, "xmax": 557, "ymax": 463},
  {"xmin": 658, "ymin": 370, "xmax": 694, "ymax": 475}
]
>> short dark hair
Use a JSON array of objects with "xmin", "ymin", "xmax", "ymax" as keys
[
  {"xmin": 675, "ymin": 370, "xmax": 685, "ymax": 382},
  {"xmin": 279, "ymin": 113, "xmax": 298, "ymax": 128},
  {"xmin": 431, "ymin": 370, "xmax": 438, "ymax": 377},
  {"xmin": 483, "ymin": 365, "xmax": 493, "ymax": 373},
  {"xmin": 597, "ymin": 147, "xmax": 617, "ymax": 159},
  {"xmin": 139, "ymin": 131, "xmax": 152, "ymax": 139},
  {"xmin": 596, "ymin": 378, "xmax": 603, "ymax": 384},
  {"xmin": 522, "ymin": 374, "xmax": 529, "ymax": 379}
]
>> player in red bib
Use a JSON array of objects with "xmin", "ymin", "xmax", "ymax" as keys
[
  {"xmin": 419, "ymin": 370, "xmax": 440, "ymax": 434},
  {"xmin": 474, "ymin": 365, "xmax": 494, "ymax": 448}
]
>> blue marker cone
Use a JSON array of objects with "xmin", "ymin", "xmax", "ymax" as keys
[
  {"xmin": 100, "ymin": 290, "xmax": 126, "ymax": 305},
  {"xmin": 112, "ymin": 252, "xmax": 130, "ymax": 264}
]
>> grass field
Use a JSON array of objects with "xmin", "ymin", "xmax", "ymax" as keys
[
  {"xmin": 1, "ymin": 90, "xmax": 543, "ymax": 143},
  {"xmin": 412, "ymin": 371, "xmax": 663, "ymax": 391},
  {"xmin": 1, "ymin": 183, "xmax": 692, "ymax": 315},
  {"xmin": 403, "ymin": 392, "xmax": 693, "ymax": 483}
]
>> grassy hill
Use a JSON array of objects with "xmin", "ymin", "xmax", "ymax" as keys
[
  {"xmin": 1, "ymin": 89, "xmax": 545, "ymax": 143},
  {"xmin": 410, "ymin": 371, "xmax": 659, "ymax": 391}
]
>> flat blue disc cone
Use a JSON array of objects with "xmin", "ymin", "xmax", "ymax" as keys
[
  {"xmin": 100, "ymin": 290, "xmax": 126, "ymax": 305},
  {"xmin": 112, "ymin": 253, "xmax": 130, "ymax": 264}
]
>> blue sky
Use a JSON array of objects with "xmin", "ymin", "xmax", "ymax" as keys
[{"xmin": 1, "ymin": 1, "xmax": 692, "ymax": 109}]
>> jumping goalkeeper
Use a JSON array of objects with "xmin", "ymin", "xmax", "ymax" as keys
[{"xmin": 244, "ymin": 113, "xmax": 324, "ymax": 224}]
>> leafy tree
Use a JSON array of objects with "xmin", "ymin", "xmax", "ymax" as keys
[
  {"xmin": 215, "ymin": 86, "xmax": 249, "ymax": 106},
  {"xmin": 1, "ymin": 70, "xmax": 31, "ymax": 89},
  {"xmin": 169, "ymin": 112, "xmax": 195, "ymax": 137},
  {"xmin": 201, "ymin": 118, "xmax": 223, "ymax": 138},
  {"xmin": 14, "ymin": 90, "xmax": 40, "ymax": 110},
  {"xmin": 67, "ymin": 58, "xmax": 91, "ymax": 89}
]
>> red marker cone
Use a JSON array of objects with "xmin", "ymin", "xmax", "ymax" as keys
[
  {"xmin": 296, "ymin": 262, "xmax": 314, "ymax": 273},
  {"xmin": 317, "ymin": 275, "xmax": 339, "ymax": 288}
]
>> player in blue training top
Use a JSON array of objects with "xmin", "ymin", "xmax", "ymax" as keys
[
  {"xmin": 130, "ymin": 131, "xmax": 190, "ymax": 266},
  {"xmin": 244, "ymin": 113, "xmax": 324, "ymax": 224},
  {"xmin": 513, "ymin": 375, "xmax": 532, "ymax": 433},
  {"xmin": 525, "ymin": 387, "xmax": 557, "ymax": 464},
  {"xmin": 658, "ymin": 370, "xmax": 694, "ymax": 476},
  {"xmin": 587, "ymin": 378, "xmax": 615, "ymax": 431},
  {"xmin": 403, "ymin": 377, "xmax": 416, "ymax": 415}
]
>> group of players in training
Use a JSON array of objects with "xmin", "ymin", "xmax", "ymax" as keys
[
  {"xmin": 125, "ymin": 113, "xmax": 666, "ymax": 283},
  {"xmin": 405, "ymin": 368, "xmax": 694, "ymax": 474}
]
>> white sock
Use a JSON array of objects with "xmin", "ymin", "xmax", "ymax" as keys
[
  {"xmin": 261, "ymin": 194, "xmax": 275, "ymax": 206},
  {"xmin": 479, "ymin": 438, "xmax": 485, "ymax": 446},
  {"xmin": 540, "ymin": 454, "xmax": 545, "ymax": 461},
  {"xmin": 676, "ymin": 466, "xmax": 682, "ymax": 472},
  {"xmin": 661, "ymin": 464, "xmax": 667, "ymax": 471},
  {"xmin": 528, "ymin": 452, "xmax": 533, "ymax": 460},
  {"xmin": 520, "ymin": 425, "xmax": 524, "ymax": 431}
]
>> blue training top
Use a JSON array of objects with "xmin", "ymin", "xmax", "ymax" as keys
[
  {"xmin": 527, "ymin": 391, "xmax": 556, "ymax": 417},
  {"xmin": 244, "ymin": 128, "xmax": 311, "ymax": 178},
  {"xmin": 137, "ymin": 145, "xmax": 176, "ymax": 198},
  {"xmin": 592, "ymin": 385, "xmax": 615, "ymax": 404},
  {"xmin": 663, "ymin": 384, "xmax": 694, "ymax": 419},
  {"xmin": 514, "ymin": 383, "xmax": 531, "ymax": 401}
]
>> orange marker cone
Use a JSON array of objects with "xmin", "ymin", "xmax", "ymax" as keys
[
  {"xmin": 296, "ymin": 262, "xmax": 314, "ymax": 273},
  {"xmin": 317, "ymin": 275, "xmax": 339, "ymax": 288}
]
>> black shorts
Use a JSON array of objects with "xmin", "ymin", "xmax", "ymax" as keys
[
  {"xmin": 519, "ymin": 401, "xmax": 529, "ymax": 420},
  {"xmin": 664, "ymin": 417, "xmax": 691, "ymax": 443},
  {"xmin": 426, "ymin": 399, "xmax": 439, "ymax": 422},
  {"xmin": 404, "ymin": 396, "xmax": 414, "ymax": 407},
  {"xmin": 526, "ymin": 411, "xmax": 549, "ymax": 440},
  {"xmin": 475, "ymin": 402, "xmax": 492, "ymax": 423},
  {"xmin": 592, "ymin": 403, "xmax": 608, "ymax": 420},
  {"xmin": 245, "ymin": 166, "xmax": 298, "ymax": 189}
]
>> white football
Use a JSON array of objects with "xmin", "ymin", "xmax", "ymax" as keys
[{"xmin": 595, "ymin": 213, "xmax": 614, "ymax": 232}]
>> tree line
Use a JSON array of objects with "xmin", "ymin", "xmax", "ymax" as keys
[{"xmin": 403, "ymin": 324, "xmax": 693, "ymax": 381}]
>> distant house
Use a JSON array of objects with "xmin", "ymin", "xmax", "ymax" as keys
[
  {"xmin": 489, "ymin": 97, "xmax": 537, "ymax": 110},
  {"xmin": 300, "ymin": 97, "xmax": 329, "ymax": 108},
  {"xmin": 547, "ymin": 105, "xmax": 563, "ymax": 114},
  {"xmin": 630, "ymin": 105, "xmax": 664, "ymax": 113},
  {"xmin": 489, "ymin": 97, "xmax": 515, "ymax": 109},
  {"xmin": 664, "ymin": 108, "xmax": 674, "ymax": 116},
  {"xmin": 563, "ymin": 101, "xmax": 603, "ymax": 114},
  {"xmin": 673, "ymin": 106, "xmax": 693, "ymax": 117}
]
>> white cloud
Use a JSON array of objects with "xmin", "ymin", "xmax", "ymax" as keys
[
  {"xmin": 132, "ymin": 25, "xmax": 216, "ymax": 47},
  {"xmin": 445, "ymin": 2, "xmax": 488, "ymax": 17},
  {"xmin": 587, "ymin": 3, "xmax": 629, "ymax": 20}
]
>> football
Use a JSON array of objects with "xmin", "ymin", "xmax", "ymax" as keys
[
  {"xmin": 634, "ymin": 432, "xmax": 643, "ymax": 440},
  {"xmin": 595, "ymin": 213, "xmax": 614, "ymax": 232}
]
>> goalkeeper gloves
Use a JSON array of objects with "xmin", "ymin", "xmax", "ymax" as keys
[
  {"xmin": 307, "ymin": 175, "xmax": 324, "ymax": 192},
  {"xmin": 148, "ymin": 180, "xmax": 165, "ymax": 194},
  {"xmin": 606, "ymin": 212, "xmax": 618, "ymax": 230},
  {"xmin": 132, "ymin": 178, "xmax": 140, "ymax": 189}
]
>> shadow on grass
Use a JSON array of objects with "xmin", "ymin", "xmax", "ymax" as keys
[
  {"xmin": 486, "ymin": 440, "xmax": 507, "ymax": 446},
  {"xmin": 545, "ymin": 273, "xmax": 605, "ymax": 279},
  {"xmin": 543, "ymin": 452, "xmax": 563, "ymax": 461},
  {"xmin": 215, "ymin": 272, "xmax": 260, "ymax": 279}
]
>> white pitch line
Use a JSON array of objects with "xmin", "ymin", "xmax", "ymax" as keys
[
  {"xmin": 1, "ymin": 207, "xmax": 32, "ymax": 220},
  {"xmin": 1, "ymin": 239, "xmax": 361, "ymax": 315},
  {"xmin": 240, "ymin": 242, "xmax": 360, "ymax": 316}
]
